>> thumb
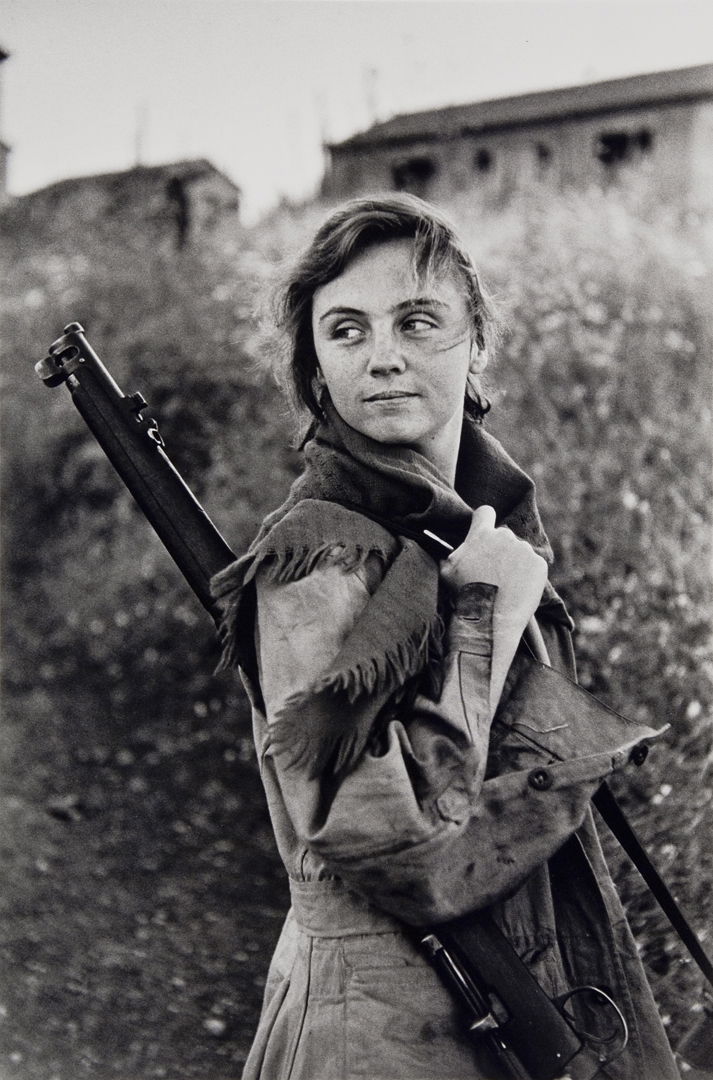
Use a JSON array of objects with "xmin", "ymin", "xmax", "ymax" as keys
[
  {"xmin": 445, "ymin": 504, "xmax": 496, "ymax": 574},
  {"xmin": 468, "ymin": 504, "xmax": 497, "ymax": 537}
]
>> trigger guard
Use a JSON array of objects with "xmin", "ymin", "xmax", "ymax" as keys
[{"xmin": 555, "ymin": 985, "xmax": 629, "ymax": 1050}]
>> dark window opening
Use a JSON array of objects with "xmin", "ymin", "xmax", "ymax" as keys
[
  {"xmin": 166, "ymin": 176, "xmax": 190, "ymax": 248},
  {"xmin": 392, "ymin": 157, "xmax": 438, "ymax": 196},
  {"xmin": 596, "ymin": 129, "xmax": 654, "ymax": 167},
  {"xmin": 636, "ymin": 129, "xmax": 653, "ymax": 152},
  {"xmin": 474, "ymin": 148, "xmax": 493, "ymax": 172}
]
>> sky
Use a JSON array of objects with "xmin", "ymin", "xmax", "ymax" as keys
[{"xmin": 3, "ymin": 0, "xmax": 713, "ymax": 221}]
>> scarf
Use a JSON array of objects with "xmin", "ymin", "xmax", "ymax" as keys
[{"xmin": 211, "ymin": 402, "xmax": 572, "ymax": 776}]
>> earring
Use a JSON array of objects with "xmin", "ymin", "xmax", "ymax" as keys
[{"xmin": 469, "ymin": 345, "xmax": 488, "ymax": 375}]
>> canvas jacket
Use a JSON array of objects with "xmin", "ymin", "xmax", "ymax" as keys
[{"xmin": 238, "ymin": 537, "xmax": 680, "ymax": 1080}]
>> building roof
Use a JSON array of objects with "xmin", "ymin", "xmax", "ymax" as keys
[
  {"xmin": 16, "ymin": 158, "xmax": 242, "ymax": 202},
  {"xmin": 330, "ymin": 63, "xmax": 713, "ymax": 150}
]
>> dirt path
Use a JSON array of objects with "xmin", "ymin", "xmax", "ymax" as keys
[{"xmin": 0, "ymin": 687, "xmax": 288, "ymax": 1080}]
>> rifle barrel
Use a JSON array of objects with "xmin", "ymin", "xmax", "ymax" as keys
[{"xmin": 36, "ymin": 324, "xmax": 236, "ymax": 620}]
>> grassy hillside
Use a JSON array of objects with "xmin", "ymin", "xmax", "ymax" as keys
[{"xmin": 1, "ymin": 184, "xmax": 711, "ymax": 1078}]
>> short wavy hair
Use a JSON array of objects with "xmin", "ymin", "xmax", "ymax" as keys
[{"xmin": 274, "ymin": 193, "xmax": 498, "ymax": 426}]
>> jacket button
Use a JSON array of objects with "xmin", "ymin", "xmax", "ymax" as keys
[
  {"xmin": 629, "ymin": 744, "xmax": 649, "ymax": 767},
  {"xmin": 528, "ymin": 767, "xmax": 553, "ymax": 791}
]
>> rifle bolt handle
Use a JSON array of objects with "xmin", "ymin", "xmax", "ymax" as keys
[{"xmin": 129, "ymin": 391, "xmax": 148, "ymax": 415}]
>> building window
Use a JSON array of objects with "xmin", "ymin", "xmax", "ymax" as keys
[
  {"xmin": 596, "ymin": 129, "xmax": 654, "ymax": 167},
  {"xmin": 474, "ymin": 148, "xmax": 493, "ymax": 173},
  {"xmin": 392, "ymin": 156, "xmax": 438, "ymax": 197},
  {"xmin": 166, "ymin": 176, "xmax": 190, "ymax": 248},
  {"xmin": 636, "ymin": 129, "xmax": 653, "ymax": 153},
  {"xmin": 534, "ymin": 142, "xmax": 552, "ymax": 178}
]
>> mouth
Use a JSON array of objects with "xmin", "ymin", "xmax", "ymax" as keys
[{"xmin": 364, "ymin": 391, "xmax": 418, "ymax": 402}]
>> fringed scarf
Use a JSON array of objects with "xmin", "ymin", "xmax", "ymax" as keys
[{"xmin": 211, "ymin": 403, "xmax": 572, "ymax": 777}]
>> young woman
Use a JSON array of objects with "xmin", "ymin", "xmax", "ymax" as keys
[{"xmin": 213, "ymin": 195, "xmax": 679, "ymax": 1080}]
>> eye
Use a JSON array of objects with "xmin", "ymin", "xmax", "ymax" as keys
[
  {"xmin": 402, "ymin": 313, "xmax": 437, "ymax": 333},
  {"xmin": 331, "ymin": 323, "xmax": 364, "ymax": 342}
]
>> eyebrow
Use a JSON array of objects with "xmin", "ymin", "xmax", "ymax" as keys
[{"xmin": 318, "ymin": 298, "xmax": 449, "ymax": 323}]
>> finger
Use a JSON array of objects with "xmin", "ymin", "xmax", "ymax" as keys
[{"xmin": 470, "ymin": 504, "xmax": 497, "ymax": 532}]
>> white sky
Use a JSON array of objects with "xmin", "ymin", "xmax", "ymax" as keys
[{"xmin": 3, "ymin": 0, "xmax": 712, "ymax": 221}]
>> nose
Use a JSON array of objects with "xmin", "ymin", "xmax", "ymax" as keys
[{"xmin": 366, "ymin": 328, "xmax": 406, "ymax": 375}]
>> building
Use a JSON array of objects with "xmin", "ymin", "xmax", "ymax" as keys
[
  {"xmin": 2, "ymin": 158, "xmax": 241, "ymax": 250},
  {"xmin": 323, "ymin": 63, "xmax": 713, "ymax": 208},
  {"xmin": 0, "ymin": 47, "xmax": 10, "ymax": 204}
]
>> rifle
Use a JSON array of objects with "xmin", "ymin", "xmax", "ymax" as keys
[{"xmin": 36, "ymin": 323, "xmax": 711, "ymax": 1079}]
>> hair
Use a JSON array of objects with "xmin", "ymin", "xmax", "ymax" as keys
[{"xmin": 273, "ymin": 193, "xmax": 498, "ymax": 427}]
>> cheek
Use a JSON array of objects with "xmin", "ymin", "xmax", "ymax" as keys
[
  {"xmin": 314, "ymin": 354, "xmax": 354, "ymax": 409},
  {"xmin": 430, "ymin": 348, "xmax": 473, "ymax": 402}
]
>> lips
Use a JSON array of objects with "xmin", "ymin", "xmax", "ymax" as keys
[{"xmin": 364, "ymin": 390, "xmax": 417, "ymax": 402}]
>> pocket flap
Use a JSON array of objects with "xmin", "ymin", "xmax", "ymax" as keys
[{"xmin": 492, "ymin": 658, "xmax": 667, "ymax": 765}]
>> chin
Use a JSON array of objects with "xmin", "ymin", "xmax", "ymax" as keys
[{"xmin": 366, "ymin": 421, "xmax": 423, "ymax": 446}]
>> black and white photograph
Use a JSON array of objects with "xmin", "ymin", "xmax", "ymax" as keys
[{"xmin": 1, "ymin": 2, "xmax": 712, "ymax": 1078}]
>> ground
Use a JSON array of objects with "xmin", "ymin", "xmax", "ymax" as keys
[{"xmin": 0, "ymin": 683, "xmax": 287, "ymax": 1080}]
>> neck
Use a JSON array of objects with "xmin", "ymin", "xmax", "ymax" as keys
[{"xmin": 409, "ymin": 412, "xmax": 463, "ymax": 486}]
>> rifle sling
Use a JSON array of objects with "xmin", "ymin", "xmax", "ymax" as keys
[{"xmin": 593, "ymin": 782, "xmax": 713, "ymax": 989}]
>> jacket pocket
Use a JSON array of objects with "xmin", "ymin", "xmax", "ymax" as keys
[
  {"xmin": 342, "ymin": 933, "xmax": 486, "ymax": 1079},
  {"xmin": 488, "ymin": 658, "xmax": 665, "ymax": 776}
]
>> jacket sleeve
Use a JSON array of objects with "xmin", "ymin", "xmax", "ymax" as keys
[{"xmin": 255, "ymin": 560, "xmax": 664, "ymax": 925}]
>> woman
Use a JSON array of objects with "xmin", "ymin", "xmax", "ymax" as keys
[{"xmin": 213, "ymin": 195, "xmax": 679, "ymax": 1080}]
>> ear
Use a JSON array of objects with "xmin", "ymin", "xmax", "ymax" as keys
[
  {"xmin": 314, "ymin": 365, "xmax": 326, "ymax": 386},
  {"xmin": 469, "ymin": 344, "xmax": 488, "ymax": 376}
]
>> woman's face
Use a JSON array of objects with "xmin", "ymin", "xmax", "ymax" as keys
[{"xmin": 311, "ymin": 238, "xmax": 485, "ymax": 475}]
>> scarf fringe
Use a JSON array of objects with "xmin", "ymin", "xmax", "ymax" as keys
[
  {"xmin": 269, "ymin": 710, "xmax": 369, "ymax": 780},
  {"xmin": 245, "ymin": 540, "xmax": 391, "ymax": 588},
  {"xmin": 269, "ymin": 612, "xmax": 445, "ymax": 779},
  {"xmin": 210, "ymin": 540, "xmax": 392, "ymax": 674},
  {"xmin": 312, "ymin": 613, "xmax": 438, "ymax": 703}
]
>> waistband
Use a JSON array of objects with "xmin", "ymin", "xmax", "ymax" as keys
[{"xmin": 288, "ymin": 877, "xmax": 404, "ymax": 938}]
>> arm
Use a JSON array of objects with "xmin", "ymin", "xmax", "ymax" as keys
[{"xmin": 256, "ymin": 558, "xmax": 660, "ymax": 925}]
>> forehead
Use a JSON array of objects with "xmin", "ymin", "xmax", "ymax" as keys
[{"xmin": 312, "ymin": 238, "xmax": 467, "ymax": 315}]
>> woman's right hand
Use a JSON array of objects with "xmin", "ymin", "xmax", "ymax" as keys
[
  {"xmin": 440, "ymin": 505, "xmax": 548, "ymax": 673},
  {"xmin": 442, "ymin": 504, "xmax": 547, "ymax": 602}
]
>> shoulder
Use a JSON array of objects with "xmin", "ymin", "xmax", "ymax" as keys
[
  {"xmin": 251, "ymin": 498, "xmax": 395, "ymax": 606},
  {"xmin": 254, "ymin": 513, "xmax": 390, "ymax": 711},
  {"xmin": 255, "ymin": 547, "xmax": 385, "ymax": 664}
]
